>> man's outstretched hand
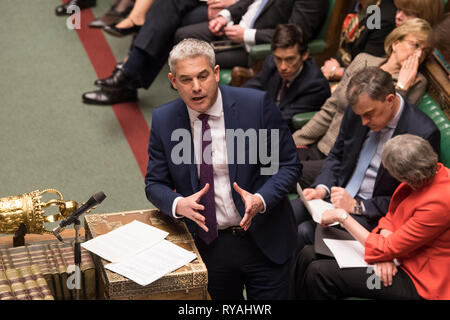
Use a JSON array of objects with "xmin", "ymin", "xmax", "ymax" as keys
[
  {"xmin": 233, "ymin": 182, "xmax": 264, "ymax": 231},
  {"xmin": 176, "ymin": 184, "xmax": 211, "ymax": 232}
]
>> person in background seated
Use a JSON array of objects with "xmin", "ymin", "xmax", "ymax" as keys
[
  {"xmin": 320, "ymin": 0, "xmax": 396, "ymax": 82},
  {"xmin": 293, "ymin": 18, "xmax": 432, "ymax": 189},
  {"xmin": 103, "ymin": 0, "xmax": 154, "ymax": 37},
  {"xmin": 174, "ymin": 0, "xmax": 328, "ymax": 69},
  {"xmin": 394, "ymin": 0, "xmax": 444, "ymax": 27},
  {"xmin": 322, "ymin": 0, "xmax": 444, "ymax": 82},
  {"xmin": 291, "ymin": 66, "xmax": 440, "ymax": 251},
  {"xmin": 242, "ymin": 24, "xmax": 330, "ymax": 132},
  {"xmin": 294, "ymin": 134, "xmax": 450, "ymax": 300}
]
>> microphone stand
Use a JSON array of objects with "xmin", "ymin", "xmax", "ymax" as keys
[{"xmin": 73, "ymin": 217, "xmax": 82, "ymax": 300}]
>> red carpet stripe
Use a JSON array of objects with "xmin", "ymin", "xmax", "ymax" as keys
[{"xmin": 65, "ymin": 2, "xmax": 150, "ymax": 177}]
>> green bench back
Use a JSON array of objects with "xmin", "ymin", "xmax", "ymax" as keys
[{"xmin": 417, "ymin": 93, "xmax": 450, "ymax": 167}]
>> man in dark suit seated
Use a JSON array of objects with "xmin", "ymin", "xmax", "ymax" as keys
[
  {"xmin": 145, "ymin": 39, "xmax": 301, "ymax": 299},
  {"xmin": 174, "ymin": 0, "xmax": 328, "ymax": 69},
  {"xmin": 291, "ymin": 66, "xmax": 441, "ymax": 250},
  {"xmin": 243, "ymin": 24, "xmax": 330, "ymax": 132},
  {"xmin": 82, "ymin": 0, "xmax": 237, "ymax": 105}
]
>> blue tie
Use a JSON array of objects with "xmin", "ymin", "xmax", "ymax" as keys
[
  {"xmin": 345, "ymin": 131, "xmax": 381, "ymax": 198},
  {"xmin": 197, "ymin": 114, "xmax": 218, "ymax": 244},
  {"xmin": 250, "ymin": 0, "xmax": 269, "ymax": 28}
]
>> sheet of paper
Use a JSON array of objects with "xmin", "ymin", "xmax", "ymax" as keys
[
  {"xmin": 81, "ymin": 220, "xmax": 169, "ymax": 263},
  {"xmin": 296, "ymin": 183, "xmax": 338, "ymax": 226},
  {"xmin": 105, "ymin": 240, "xmax": 197, "ymax": 286},
  {"xmin": 323, "ymin": 238, "xmax": 371, "ymax": 268}
]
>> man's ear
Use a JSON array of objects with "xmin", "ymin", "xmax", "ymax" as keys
[
  {"xmin": 301, "ymin": 50, "xmax": 309, "ymax": 62},
  {"xmin": 386, "ymin": 93, "xmax": 396, "ymax": 106},
  {"xmin": 214, "ymin": 65, "xmax": 220, "ymax": 83},
  {"xmin": 168, "ymin": 73, "xmax": 177, "ymax": 90}
]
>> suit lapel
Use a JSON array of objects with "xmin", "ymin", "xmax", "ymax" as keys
[{"xmin": 176, "ymin": 103, "xmax": 199, "ymax": 194}]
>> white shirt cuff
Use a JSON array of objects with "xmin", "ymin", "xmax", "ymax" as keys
[
  {"xmin": 172, "ymin": 196, "xmax": 184, "ymax": 219},
  {"xmin": 243, "ymin": 28, "xmax": 256, "ymax": 52},
  {"xmin": 218, "ymin": 9, "xmax": 232, "ymax": 23},
  {"xmin": 316, "ymin": 184, "xmax": 330, "ymax": 196},
  {"xmin": 255, "ymin": 193, "xmax": 267, "ymax": 214}
]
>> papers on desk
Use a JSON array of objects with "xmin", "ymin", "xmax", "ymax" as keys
[
  {"xmin": 106, "ymin": 240, "xmax": 196, "ymax": 286},
  {"xmin": 323, "ymin": 239, "xmax": 371, "ymax": 268},
  {"xmin": 81, "ymin": 220, "xmax": 196, "ymax": 286},
  {"xmin": 296, "ymin": 183, "xmax": 338, "ymax": 226},
  {"xmin": 81, "ymin": 220, "xmax": 169, "ymax": 263}
]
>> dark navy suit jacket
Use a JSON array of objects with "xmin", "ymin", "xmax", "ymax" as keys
[
  {"xmin": 243, "ymin": 56, "xmax": 331, "ymax": 131},
  {"xmin": 313, "ymin": 100, "xmax": 441, "ymax": 223},
  {"xmin": 145, "ymin": 85, "xmax": 301, "ymax": 264}
]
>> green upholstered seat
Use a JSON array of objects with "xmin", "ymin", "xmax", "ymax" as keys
[
  {"xmin": 292, "ymin": 111, "xmax": 318, "ymax": 130},
  {"xmin": 417, "ymin": 94, "xmax": 450, "ymax": 167},
  {"xmin": 219, "ymin": 69, "xmax": 232, "ymax": 85}
]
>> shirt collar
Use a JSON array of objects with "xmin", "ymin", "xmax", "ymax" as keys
[{"xmin": 186, "ymin": 88, "xmax": 223, "ymax": 122}]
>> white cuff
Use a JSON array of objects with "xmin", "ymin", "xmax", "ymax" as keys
[
  {"xmin": 172, "ymin": 196, "xmax": 184, "ymax": 219},
  {"xmin": 243, "ymin": 28, "xmax": 256, "ymax": 52},
  {"xmin": 255, "ymin": 193, "xmax": 267, "ymax": 214},
  {"xmin": 316, "ymin": 184, "xmax": 330, "ymax": 197},
  {"xmin": 218, "ymin": 9, "xmax": 232, "ymax": 23}
]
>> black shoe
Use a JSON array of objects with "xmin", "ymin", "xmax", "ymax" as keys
[
  {"xmin": 94, "ymin": 67, "xmax": 141, "ymax": 90},
  {"xmin": 55, "ymin": 0, "xmax": 96, "ymax": 16},
  {"xmin": 103, "ymin": 18, "xmax": 141, "ymax": 37},
  {"xmin": 82, "ymin": 89, "xmax": 138, "ymax": 105},
  {"xmin": 88, "ymin": 0, "xmax": 132, "ymax": 28}
]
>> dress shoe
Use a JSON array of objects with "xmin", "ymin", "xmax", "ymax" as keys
[
  {"xmin": 88, "ymin": 0, "xmax": 133, "ymax": 28},
  {"xmin": 82, "ymin": 89, "xmax": 138, "ymax": 105},
  {"xmin": 55, "ymin": 0, "xmax": 96, "ymax": 16},
  {"xmin": 94, "ymin": 67, "xmax": 141, "ymax": 90},
  {"xmin": 103, "ymin": 18, "xmax": 141, "ymax": 37}
]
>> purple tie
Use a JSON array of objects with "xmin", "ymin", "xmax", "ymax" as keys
[{"xmin": 197, "ymin": 114, "xmax": 218, "ymax": 244}]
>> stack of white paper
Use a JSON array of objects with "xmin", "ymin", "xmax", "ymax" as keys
[
  {"xmin": 81, "ymin": 220, "xmax": 197, "ymax": 286},
  {"xmin": 297, "ymin": 183, "xmax": 338, "ymax": 226},
  {"xmin": 323, "ymin": 238, "xmax": 371, "ymax": 268}
]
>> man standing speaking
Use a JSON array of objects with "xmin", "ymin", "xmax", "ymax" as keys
[{"xmin": 145, "ymin": 39, "xmax": 301, "ymax": 299}]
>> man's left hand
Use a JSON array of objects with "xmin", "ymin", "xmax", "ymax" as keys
[
  {"xmin": 224, "ymin": 25, "xmax": 245, "ymax": 43},
  {"xmin": 330, "ymin": 187, "xmax": 356, "ymax": 213},
  {"xmin": 233, "ymin": 182, "xmax": 264, "ymax": 231}
]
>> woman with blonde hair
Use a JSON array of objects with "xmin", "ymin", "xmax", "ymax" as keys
[
  {"xmin": 322, "ymin": 0, "xmax": 443, "ymax": 81},
  {"xmin": 293, "ymin": 18, "xmax": 432, "ymax": 190}
]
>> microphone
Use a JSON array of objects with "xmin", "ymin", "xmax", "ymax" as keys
[{"xmin": 52, "ymin": 192, "xmax": 106, "ymax": 241}]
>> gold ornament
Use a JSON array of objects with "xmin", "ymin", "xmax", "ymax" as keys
[{"xmin": 0, "ymin": 189, "xmax": 79, "ymax": 234}]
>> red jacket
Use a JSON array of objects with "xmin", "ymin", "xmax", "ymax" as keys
[{"xmin": 365, "ymin": 163, "xmax": 450, "ymax": 300}]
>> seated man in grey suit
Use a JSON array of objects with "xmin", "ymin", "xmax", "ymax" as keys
[
  {"xmin": 174, "ymin": 0, "xmax": 328, "ymax": 69},
  {"xmin": 291, "ymin": 66, "xmax": 441, "ymax": 250},
  {"xmin": 243, "ymin": 24, "xmax": 330, "ymax": 132}
]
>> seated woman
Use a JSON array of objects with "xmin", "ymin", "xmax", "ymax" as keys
[
  {"xmin": 322, "ymin": 0, "xmax": 444, "ymax": 82},
  {"xmin": 293, "ymin": 18, "xmax": 431, "ymax": 188},
  {"xmin": 294, "ymin": 134, "xmax": 450, "ymax": 300}
]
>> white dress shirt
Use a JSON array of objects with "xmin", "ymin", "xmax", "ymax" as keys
[
  {"xmin": 219, "ymin": 0, "xmax": 262, "ymax": 52},
  {"xmin": 172, "ymin": 89, "xmax": 266, "ymax": 229}
]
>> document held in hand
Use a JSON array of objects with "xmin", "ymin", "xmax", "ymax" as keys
[
  {"xmin": 81, "ymin": 220, "xmax": 196, "ymax": 286},
  {"xmin": 296, "ymin": 183, "xmax": 338, "ymax": 226},
  {"xmin": 323, "ymin": 239, "xmax": 371, "ymax": 268}
]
